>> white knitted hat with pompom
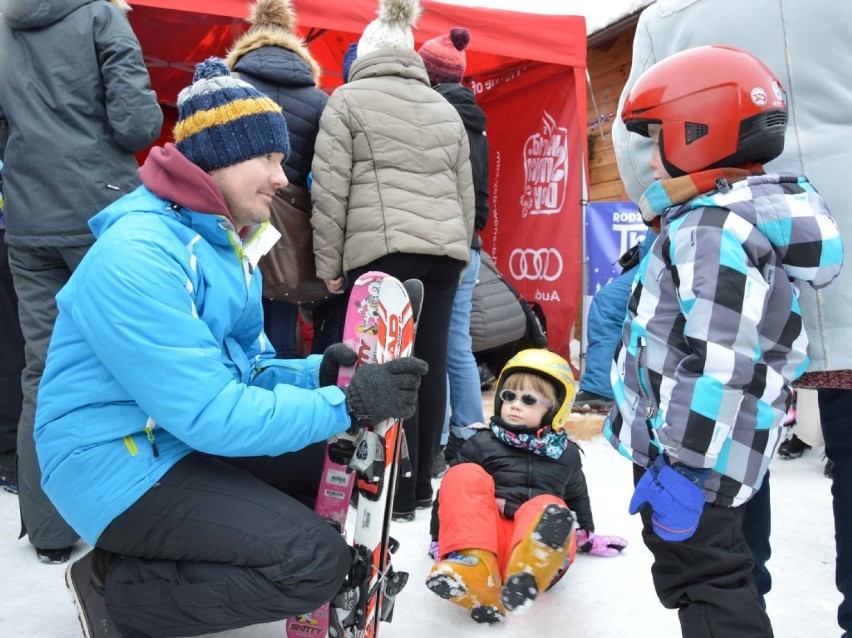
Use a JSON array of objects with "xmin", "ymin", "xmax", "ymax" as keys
[{"xmin": 357, "ymin": 0, "xmax": 421, "ymax": 58}]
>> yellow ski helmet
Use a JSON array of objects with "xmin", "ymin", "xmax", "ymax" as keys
[{"xmin": 494, "ymin": 349, "xmax": 576, "ymax": 432}]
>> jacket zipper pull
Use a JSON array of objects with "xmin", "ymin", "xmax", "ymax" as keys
[{"xmin": 144, "ymin": 417, "xmax": 159, "ymax": 458}]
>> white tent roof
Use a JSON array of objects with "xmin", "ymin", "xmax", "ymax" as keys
[{"xmin": 436, "ymin": 0, "xmax": 655, "ymax": 34}]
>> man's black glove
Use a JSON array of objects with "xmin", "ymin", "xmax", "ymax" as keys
[
  {"xmin": 319, "ymin": 343, "xmax": 359, "ymax": 387},
  {"xmin": 344, "ymin": 357, "xmax": 429, "ymax": 428}
]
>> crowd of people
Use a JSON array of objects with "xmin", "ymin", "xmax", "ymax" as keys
[{"xmin": 0, "ymin": 0, "xmax": 849, "ymax": 637}]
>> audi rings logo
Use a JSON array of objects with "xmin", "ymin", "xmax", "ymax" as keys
[{"xmin": 509, "ymin": 248, "xmax": 563, "ymax": 281}]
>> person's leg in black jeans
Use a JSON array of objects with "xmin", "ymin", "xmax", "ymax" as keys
[
  {"xmin": 818, "ymin": 388, "xmax": 852, "ymax": 637},
  {"xmin": 96, "ymin": 445, "xmax": 350, "ymax": 637},
  {"xmin": 310, "ymin": 295, "xmax": 347, "ymax": 355},
  {"xmin": 633, "ymin": 464, "xmax": 773, "ymax": 638}
]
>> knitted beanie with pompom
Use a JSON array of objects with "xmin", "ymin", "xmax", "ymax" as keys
[
  {"xmin": 418, "ymin": 27, "xmax": 470, "ymax": 85},
  {"xmin": 173, "ymin": 57, "xmax": 290, "ymax": 172}
]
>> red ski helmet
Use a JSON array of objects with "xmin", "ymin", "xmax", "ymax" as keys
[{"xmin": 621, "ymin": 45, "xmax": 788, "ymax": 177}]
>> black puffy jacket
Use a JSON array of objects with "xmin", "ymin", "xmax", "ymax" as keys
[
  {"xmin": 430, "ymin": 426, "xmax": 595, "ymax": 540},
  {"xmin": 434, "ymin": 83, "xmax": 489, "ymax": 250}
]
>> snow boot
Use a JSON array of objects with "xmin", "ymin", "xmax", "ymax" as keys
[
  {"xmin": 778, "ymin": 434, "xmax": 810, "ymax": 459},
  {"xmin": 501, "ymin": 504, "xmax": 577, "ymax": 612},
  {"xmin": 66, "ymin": 550, "xmax": 123, "ymax": 637},
  {"xmin": 572, "ymin": 390, "xmax": 613, "ymax": 413},
  {"xmin": 0, "ymin": 450, "xmax": 17, "ymax": 494},
  {"xmin": 426, "ymin": 548, "xmax": 505, "ymax": 623}
]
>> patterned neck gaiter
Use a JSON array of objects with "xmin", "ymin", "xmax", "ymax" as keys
[{"xmin": 490, "ymin": 418, "xmax": 569, "ymax": 460}]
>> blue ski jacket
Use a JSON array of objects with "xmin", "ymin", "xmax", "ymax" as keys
[
  {"xmin": 34, "ymin": 146, "xmax": 351, "ymax": 544},
  {"xmin": 581, "ymin": 232, "xmax": 656, "ymax": 399}
]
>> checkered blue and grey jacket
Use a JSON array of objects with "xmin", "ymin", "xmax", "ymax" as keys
[{"xmin": 604, "ymin": 173, "xmax": 843, "ymax": 506}]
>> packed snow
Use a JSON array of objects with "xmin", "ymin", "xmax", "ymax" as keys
[{"xmin": 0, "ymin": 418, "xmax": 841, "ymax": 637}]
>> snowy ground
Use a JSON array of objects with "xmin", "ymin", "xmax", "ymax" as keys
[{"xmin": 0, "ymin": 427, "xmax": 842, "ymax": 637}]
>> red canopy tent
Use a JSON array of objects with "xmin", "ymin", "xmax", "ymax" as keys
[{"xmin": 127, "ymin": 0, "xmax": 587, "ymax": 361}]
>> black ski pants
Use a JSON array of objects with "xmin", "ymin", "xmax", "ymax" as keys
[
  {"xmin": 633, "ymin": 464, "xmax": 773, "ymax": 638},
  {"xmin": 0, "ymin": 231, "xmax": 24, "ymax": 454},
  {"xmin": 96, "ymin": 447, "xmax": 351, "ymax": 637}
]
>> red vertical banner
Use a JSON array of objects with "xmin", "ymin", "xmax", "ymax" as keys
[{"xmin": 475, "ymin": 64, "xmax": 584, "ymax": 361}]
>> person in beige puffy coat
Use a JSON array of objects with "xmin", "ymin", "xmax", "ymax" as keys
[{"xmin": 310, "ymin": 0, "xmax": 475, "ymax": 519}]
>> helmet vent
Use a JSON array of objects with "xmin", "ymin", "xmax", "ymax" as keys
[
  {"xmin": 764, "ymin": 111, "xmax": 788, "ymax": 129},
  {"xmin": 685, "ymin": 122, "xmax": 709, "ymax": 144}
]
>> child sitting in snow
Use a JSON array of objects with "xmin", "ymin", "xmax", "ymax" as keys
[{"xmin": 426, "ymin": 349, "xmax": 627, "ymax": 623}]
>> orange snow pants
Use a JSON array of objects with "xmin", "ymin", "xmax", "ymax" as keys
[{"xmin": 436, "ymin": 462, "xmax": 567, "ymax": 578}]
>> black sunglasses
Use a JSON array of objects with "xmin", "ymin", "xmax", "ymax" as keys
[{"xmin": 499, "ymin": 389, "xmax": 553, "ymax": 408}]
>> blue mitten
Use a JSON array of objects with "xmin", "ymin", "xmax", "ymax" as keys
[{"xmin": 628, "ymin": 454, "xmax": 708, "ymax": 542}]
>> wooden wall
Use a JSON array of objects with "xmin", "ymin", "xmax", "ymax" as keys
[{"xmin": 585, "ymin": 29, "xmax": 635, "ymax": 202}]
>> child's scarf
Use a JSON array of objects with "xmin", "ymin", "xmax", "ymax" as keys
[
  {"xmin": 490, "ymin": 418, "xmax": 569, "ymax": 460},
  {"xmin": 638, "ymin": 166, "xmax": 762, "ymax": 222}
]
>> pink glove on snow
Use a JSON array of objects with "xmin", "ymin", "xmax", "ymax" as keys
[
  {"xmin": 428, "ymin": 541, "xmax": 440, "ymax": 562},
  {"xmin": 576, "ymin": 529, "xmax": 627, "ymax": 557}
]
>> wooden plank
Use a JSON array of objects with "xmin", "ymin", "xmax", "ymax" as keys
[
  {"xmin": 585, "ymin": 28, "xmax": 637, "ymax": 207},
  {"xmin": 586, "ymin": 29, "xmax": 635, "ymax": 201},
  {"xmin": 590, "ymin": 180, "xmax": 627, "ymax": 202},
  {"xmin": 588, "ymin": 162, "xmax": 624, "ymax": 184}
]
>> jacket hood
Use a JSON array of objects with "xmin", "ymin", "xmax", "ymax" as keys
[
  {"xmin": 3, "ymin": 0, "xmax": 95, "ymax": 29},
  {"xmin": 434, "ymin": 83, "xmax": 486, "ymax": 133},
  {"xmin": 138, "ymin": 144, "xmax": 232, "ymax": 219},
  {"xmin": 227, "ymin": 29, "xmax": 322, "ymax": 87},
  {"xmin": 347, "ymin": 48, "xmax": 430, "ymax": 86},
  {"xmin": 673, "ymin": 173, "xmax": 843, "ymax": 289}
]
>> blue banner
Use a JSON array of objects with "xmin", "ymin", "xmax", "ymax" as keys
[{"xmin": 585, "ymin": 201, "xmax": 647, "ymax": 295}]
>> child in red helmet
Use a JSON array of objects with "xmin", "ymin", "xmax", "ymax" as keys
[
  {"xmin": 426, "ymin": 349, "xmax": 627, "ymax": 623},
  {"xmin": 604, "ymin": 45, "xmax": 843, "ymax": 637}
]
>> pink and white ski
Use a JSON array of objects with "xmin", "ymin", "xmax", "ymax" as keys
[
  {"xmin": 286, "ymin": 272, "xmax": 386, "ymax": 638},
  {"xmin": 286, "ymin": 273, "xmax": 421, "ymax": 638}
]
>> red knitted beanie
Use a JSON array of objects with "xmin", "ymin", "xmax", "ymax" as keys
[{"xmin": 418, "ymin": 27, "xmax": 470, "ymax": 85}]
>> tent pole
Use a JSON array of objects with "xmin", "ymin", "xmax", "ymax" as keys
[
  {"xmin": 585, "ymin": 67, "xmax": 612, "ymax": 163},
  {"xmin": 579, "ymin": 148, "xmax": 589, "ymax": 379}
]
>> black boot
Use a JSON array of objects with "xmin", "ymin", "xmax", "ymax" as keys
[
  {"xmin": 66, "ymin": 550, "xmax": 123, "ymax": 637},
  {"xmin": 777, "ymin": 434, "xmax": 811, "ymax": 459}
]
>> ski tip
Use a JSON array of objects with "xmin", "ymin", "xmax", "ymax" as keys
[{"xmin": 401, "ymin": 278, "xmax": 424, "ymax": 322}]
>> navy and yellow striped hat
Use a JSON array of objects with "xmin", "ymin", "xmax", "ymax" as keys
[{"xmin": 174, "ymin": 58, "xmax": 290, "ymax": 172}]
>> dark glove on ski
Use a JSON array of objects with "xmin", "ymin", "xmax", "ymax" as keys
[
  {"xmin": 319, "ymin": 343, "xmax": 359, "ymax": 387},
  {"xmin": 344, "ymin": 356, "xmax": 429, "ymax": 428}
]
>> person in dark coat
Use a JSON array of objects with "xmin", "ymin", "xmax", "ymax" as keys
[
  {"xmin": 418, "ymin": 28, "xmax": 490, "ymax": 468},
  {"xmin": 226, "ymin": 0, "xmax": 329, "ymax": 358},
  {"xmin": 426, "ymin": 350, "xmax": 626, "ymax": 624},
  {"xmin": 0, "ymin": 0, "xmax": 162, "ymax": 564}
]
